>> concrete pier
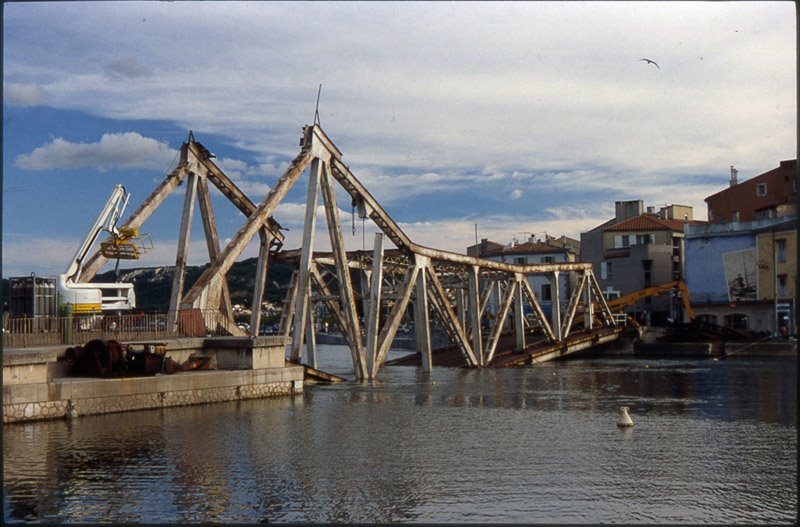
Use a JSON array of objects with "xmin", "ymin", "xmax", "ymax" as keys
[{"xmin": 3, "ymin": 336, "xmax": 304, "ymax": 424}]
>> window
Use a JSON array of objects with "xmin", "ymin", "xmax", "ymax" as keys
[
  {"xmin": 614, "ymin": 235, "xmax": 633, "ymax": 248},
  {"xmin": 756, "ymin": 183, "xmax": 767, "ymax": 197},
  {"xmin": 515, "ymin": 257, "xmax": 526, "ymax": 265},
  {"xmin": 778, "ymin": 274, "xmax": 787, "ymax": 297},
  {"xmin": 542, "ymin": 256, "xmax": 555, "ymax": 264},
  {"xmin": 601, "ymin": 261, "xmax": 612, "ymax": 279},
  {"xmin": 777, "ymin": 239, "xmax": 786, "ymax": 263},
  {"xmin": 541, "ymin": 283, "xmax": 552, "ymax": 302},
  {"xmin": 732, "ymin": 211, "xmax": 740, "ymax": 222},
  {"xmin": 636, "ymin": 234, "xmax": 652, "ymax": 245},
  {"xmin": 725, "ymin": 313, "xmax": 748, "ymax": 330},
  {"xmin": 643, "ymin": 259, "xmax": 652, "ymax": 287}
]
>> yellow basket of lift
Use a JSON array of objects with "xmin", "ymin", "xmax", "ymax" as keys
[{"xmin": 100, "ymin": 227, "xmax": 153, "ymax": 260}]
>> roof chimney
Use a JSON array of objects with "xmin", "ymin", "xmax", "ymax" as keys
[{"xmin": 730, "ymin": 165, "xmax": 738, "ymax": 187}]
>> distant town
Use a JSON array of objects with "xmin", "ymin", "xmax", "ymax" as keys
[{"xmin": 468, "ymin": 159, "xmax": 797, "ymax": 337}]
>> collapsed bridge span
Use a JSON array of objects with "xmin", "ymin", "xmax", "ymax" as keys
[{"xmin": 78, "ymin": 124, "xmax": 620, "ymax": 379}]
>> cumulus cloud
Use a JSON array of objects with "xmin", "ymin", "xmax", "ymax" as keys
[
  {"xmin": 4, "ymin": 83, "xmax": 43, "ymax": 107},
  {"xmin": 14, "ymin": 132, "xmax": 177, "ymax": 171},
  {"xmin": 3, "ymin": 2, "xmax": 794, "ymax": 276},
  {"xmin": 510, "ymin": 189, "xmax": 523, "ymax": 200}
]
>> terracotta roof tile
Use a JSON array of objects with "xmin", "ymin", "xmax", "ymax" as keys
[{"xmin": 605, "ymin": 213, "xmax": 697, "ymax": 233}]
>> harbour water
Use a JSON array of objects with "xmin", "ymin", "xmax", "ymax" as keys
[{"xmin": 3, "ymin": 345, "xmax": 797, "ymax": 524}]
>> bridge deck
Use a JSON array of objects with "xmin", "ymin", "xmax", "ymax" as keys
[{"xmin": 385, "ymin": 326, "xmax": 625, "ymax": 368}]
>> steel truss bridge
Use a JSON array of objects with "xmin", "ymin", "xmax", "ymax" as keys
[{"xmin": 77, "ymin": 125, "xmax": 622, "ymax": 380}]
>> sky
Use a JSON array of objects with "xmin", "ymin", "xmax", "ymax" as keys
[{"xmin": 3, "ymin": 1, "xmax": 796, "ymax": 278}]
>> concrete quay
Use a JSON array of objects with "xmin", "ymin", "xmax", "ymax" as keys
[{"xmin": 3, "ymin": 336, "xmax": 304, "ymax": 424}]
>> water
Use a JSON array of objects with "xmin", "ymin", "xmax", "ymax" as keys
[{"xmin": 4, "ymin": 345, "xmax": 797, "ymax": 524}]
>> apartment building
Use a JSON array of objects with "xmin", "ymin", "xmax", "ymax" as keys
[
  {"xmin": 706, "ymin": 160, "xmax": 797, "ymax": 223},
  {"xmin": 581, "ymin": 200, "xmax": 699, "ymax": 325}
]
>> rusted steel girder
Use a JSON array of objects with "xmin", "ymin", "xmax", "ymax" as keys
[{"xmin": 180, "ymin": 135, "xmax": 316, "ymax": 308}]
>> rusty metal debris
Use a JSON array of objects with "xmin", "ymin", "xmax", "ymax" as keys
[{"xmin": 63, "ymin": 339, "xmax": 209, "ymax": 377}]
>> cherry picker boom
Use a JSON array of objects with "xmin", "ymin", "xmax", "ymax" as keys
[{"xmin": 57, "ymin": 184, "xmax": 150, "ymax": 314}]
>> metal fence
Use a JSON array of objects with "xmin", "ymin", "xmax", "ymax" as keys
[{"xmin": 2, "ymin": 310, "xmax": 234, "ymax": 348}]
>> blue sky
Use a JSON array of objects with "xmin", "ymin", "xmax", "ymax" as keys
[{"xmin": 3, "ymin": 1, "xmax": 796, "ymax": 278}]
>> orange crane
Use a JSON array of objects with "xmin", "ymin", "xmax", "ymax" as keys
[{"xmin": 606, "ymin": 280, "xmax": 695, "ymax": 323}]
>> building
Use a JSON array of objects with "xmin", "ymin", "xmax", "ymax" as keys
[
  {"xmin": 706, "ymin": 160, "xmax": 797, "ymax": 223},
  {"xmin": 685, "ymin": 216, "xmax": 796, "ymax": 335},
  {"xmin": 685, "ymin": 158, "xmax": 797, "ymax": 335},
  {"xmin": 480, "ymin": 236, "xmax": 581, "ymax": 317},
  {"xmin": 467, "ymin": 238, "xmax": 504, "ymax": 258},
  {"xmin": 581, "ymin": 200, "xmax": 700, "ymax": 325},
  {"xmin": 482, "ymin": 235, "xmax": 579, "ymax": 317}
]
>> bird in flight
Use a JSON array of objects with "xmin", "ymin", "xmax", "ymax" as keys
[{"xmin": 639, "ymin": 58, "xmax": 660, "ymax": 69}]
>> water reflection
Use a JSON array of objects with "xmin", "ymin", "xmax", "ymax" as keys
[{"xmin": 3, "ymin": 351, "xmax": 796, "ymax": 524}]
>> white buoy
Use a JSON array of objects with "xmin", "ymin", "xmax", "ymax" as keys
[
  {"xmin": 66, "ymin": 401, "xmax": 78, "ymax": 420},
  {"xmin": 617, "ymin": 406, "xmax": 634, "ymax": 427}
]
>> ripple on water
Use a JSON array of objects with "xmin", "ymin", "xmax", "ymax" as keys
[{"xmin": 3, "ymin": 353, "xmax": 797, "ymax": 523}]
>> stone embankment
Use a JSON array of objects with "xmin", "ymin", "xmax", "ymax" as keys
[{"xmin": 3, "ymin": 336, "xmax": 303, "ymax": 424}]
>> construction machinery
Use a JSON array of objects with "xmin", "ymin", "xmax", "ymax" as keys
[
  {"xmin": 57, "ymin": 184, "xmax": 151, "ymax": 314},
  {"xmin": 606, "ymin": 280, "xmax": 695, "ymax": 323}
]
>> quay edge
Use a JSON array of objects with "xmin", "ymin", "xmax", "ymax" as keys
[{"xmin": 3, "ymin": 336, "xmax": 304, "ymax": 424}]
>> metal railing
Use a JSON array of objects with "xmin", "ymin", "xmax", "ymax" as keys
[{"xmin": 2, "ymin": 310, "xmax": 235, "ymax": 348}]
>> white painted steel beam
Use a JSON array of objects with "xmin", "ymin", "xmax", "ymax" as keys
[
  {"xmin": 513, "ymin": 273, "xmax": 526, "ymax": 351},
  {"xmin": 290, "ymin": 156, "xmax": 322, "ymax": 362},
  {"xmin": 550, "ymin": 271, "xmax": 562, "ymax": 342},
  {"xmin": 413, "ymin": 257, "xmax": 432, "ymax": 372},
  {"xmin": 365, "ymin": 233, "xmax": 384, "ymax": 378},
  {"xmin": 181, "ymin": 138, "xmax": 314, "ymax": 307},
  {"xmin": 484, "ymin": 279, "xmax": 517, "ymax": 365},
  {"xmin": 305, "ymin": 291, "xmax": 317, "ymax": 369},
  {"xmin": 196, "ymin": 176, "xmax": 232, "ymax": 319},
  {"xmin": 561, "ymin": 272, "xmax": 588, "ymax": 339},
  {"xmin": 373, "ymin": 265, "xmax": 420, "ymax": 376},
  {"xmin": 424, "ymin": 261, "xmax": 478, "ymax": 367},
  {"xmin": 520, "ymin": 279, "xmax": 556, "ymax": 342},
  {"xmin": 250, "ymin": 230, "xmax": 273, "ymax": 335},
  {"xmin": 467, "ymin": 266, "xmax": 483, "ymax": 366},
  {"xmin": 167, "ymin": 171, "xmax": 199, "ymax": 331},
  {"xmin": 320, "ymin": 163, "xmax": 367, "ymax": 379},
  {"xmin": 584, "ymin": 270, "xmax": 594, "ymax": 330}
]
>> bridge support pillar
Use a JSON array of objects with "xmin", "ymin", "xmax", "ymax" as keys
[
  {"xmin": 305, "ymin": 292, "xmax": 317, "ymax": 369},
  {"xmin": 467, "ymin": 266, "xmax": 483, "ymax": 366},
  {"xmin": 168, "ymin": 170, "xmax": 199, "ymax": 332},
  {"xmin": 514, "ymin": 274, "xmax": 526, "ymax": 351},
  {"xmin": 364, "ymin": 233, "xmax": 384, "ymax": 378},
  {"xmin": 413, "ymin": 257, "xmax": 432, "ymax": 372},
  {"xmin": 550, "ymin": 271, "xmax": 562, "ymax": 341},
  {"xmin": 290, "ymin": 157, "xmax": 322, "ymax": 362},
  {"xmin": 583, "ymin": 270, "xmax": 593, "ymax": 330},
  {"xmin": 250, "ymin": 229, "xmax": 273, "ymax": 336}
]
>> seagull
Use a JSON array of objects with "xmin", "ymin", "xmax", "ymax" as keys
[{"xmin": 639, "ymin": 58, "xmax": 660, "ymax": 69}]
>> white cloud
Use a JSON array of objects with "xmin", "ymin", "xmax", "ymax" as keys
[
  {"xmin": 3, "ymin": 82, "xmax": 43, "ymax": 107},
  {"xmin": 4, "ymin": 2, "xmax": 793, "ymax": 176},
  {"xmin": 2, "ymin": 2, "xmax": 795, "ymax": 277},
  {"xmin": 14, "ymin": 132, "xmax": 177, "ymax": 171}
]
